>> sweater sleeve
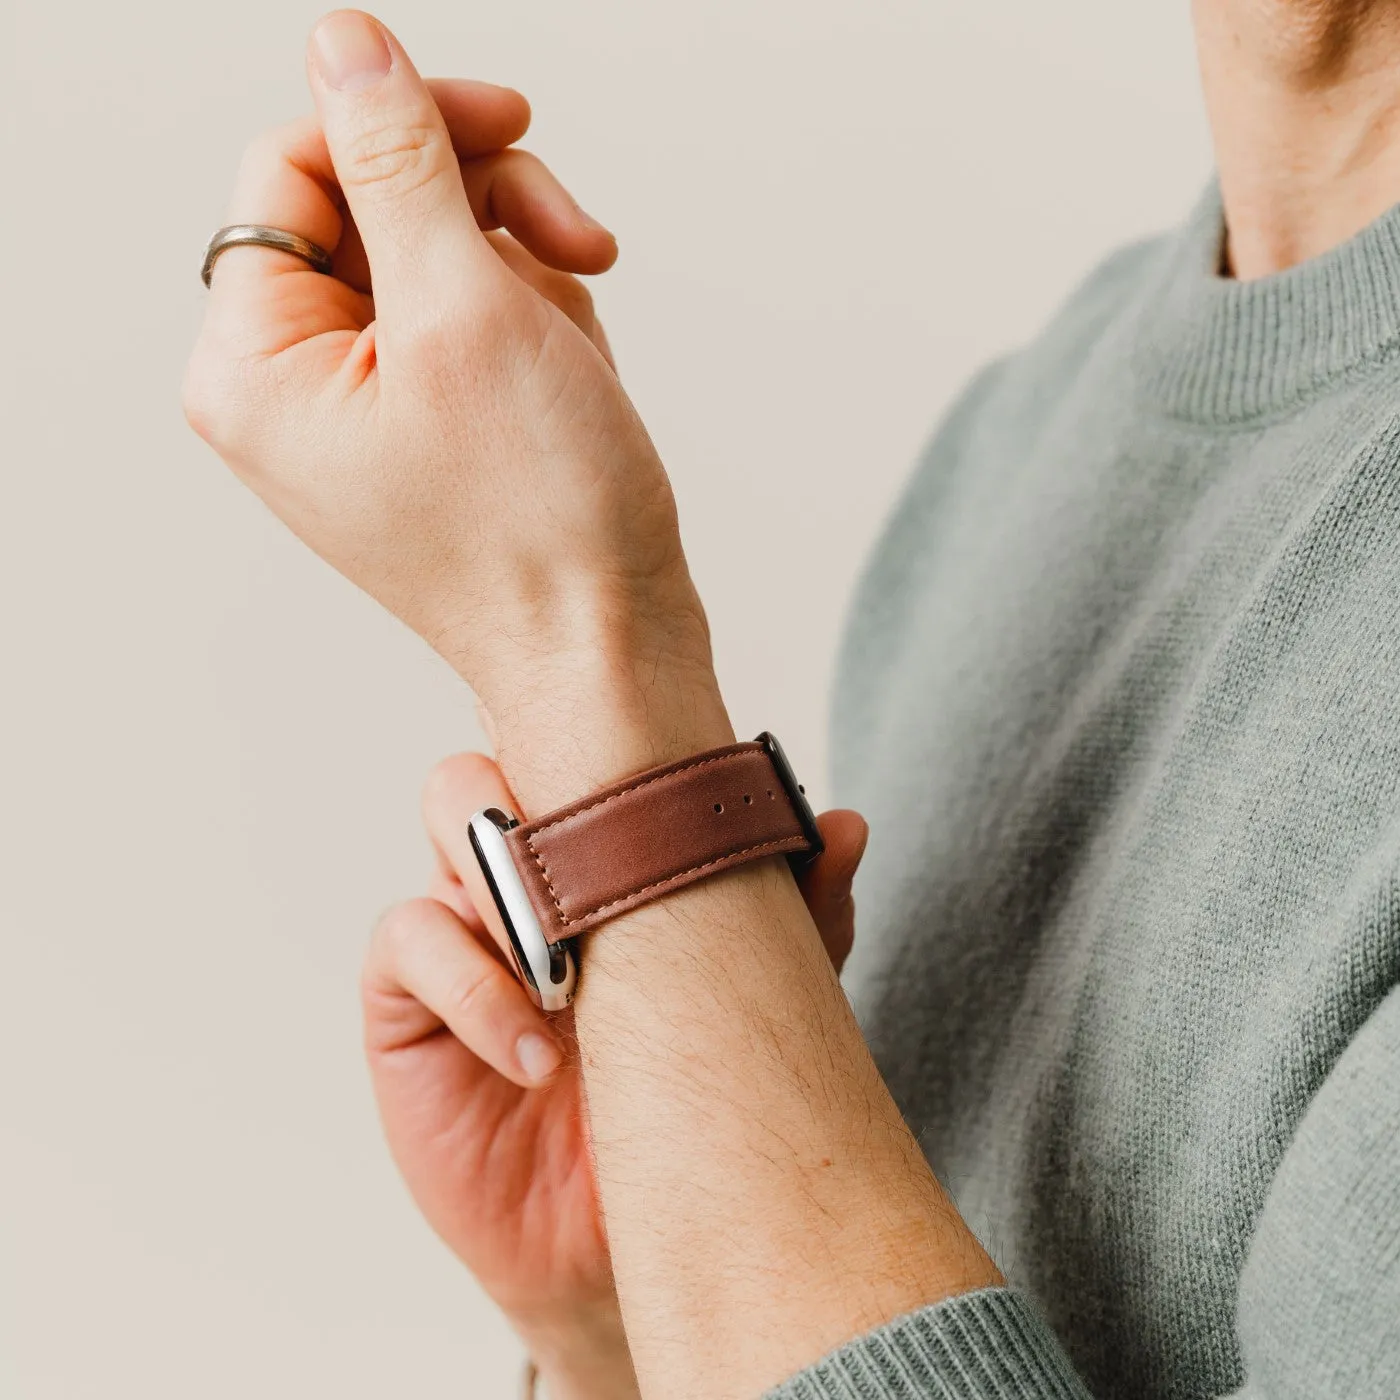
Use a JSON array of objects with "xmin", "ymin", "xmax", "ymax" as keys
[
  {"xmin": 762, "ymin": 1288, "xmax": 1092, "ymax": 1400},
  {"xmin": 766, "ymin": 981, "xmax": 1400, "ymax": 1400}
]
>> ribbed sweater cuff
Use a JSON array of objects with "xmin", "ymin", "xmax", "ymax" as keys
[{"xmin": 763, "ymin": 1288, "xmax": 1093, "ymax": 1400}]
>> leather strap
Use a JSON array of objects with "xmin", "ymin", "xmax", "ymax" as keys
[{"xmin": 502, "ymin": 736, "xmax": 822, "ymax": 943}]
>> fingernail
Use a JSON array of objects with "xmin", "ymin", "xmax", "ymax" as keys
[
  {"xmin": 517, "ymin": 1032, "xmax": 563, "ymax": 1083},
  {"xmin": 312, "ymin": 11, "xmax": 393, "ymax": 91}
]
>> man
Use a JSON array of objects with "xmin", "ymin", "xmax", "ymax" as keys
[{"xmin": 184, "ymin": 4, "xmax": 1400, "ymax": 1396}]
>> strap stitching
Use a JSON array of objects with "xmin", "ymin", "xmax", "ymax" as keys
[
  {"xmin": 530, "ymin": 835, "xmax": 804, "ymax": 930},
  {"xmin": 521, "ymin": 746, "xmax": 790, "ymax": 929},
  {"xmin": 527, "ymin": 749, "xmax": 755, "ymax": 840},
  {"xmin": 524, "ymin": 843, "xmax": 570, "ymax": 925}
]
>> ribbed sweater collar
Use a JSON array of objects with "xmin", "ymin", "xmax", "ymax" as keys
[{"xmin": 1134, "ymin": 181, "xmax": 1400, "ymax": 424}]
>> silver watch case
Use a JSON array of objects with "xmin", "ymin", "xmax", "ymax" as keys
[{"xmin": 467, "ymin": 807, "xmax": 578, "ymax": 1012}]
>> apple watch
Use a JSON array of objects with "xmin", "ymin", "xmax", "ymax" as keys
[{"xmin": 468, "ymin": 732, "xmax": 824, "ymax": 1010}]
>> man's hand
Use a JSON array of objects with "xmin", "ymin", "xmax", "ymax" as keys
[
  {"xmin": 184, "ymin": 10, "xmax": 728, "ymax": 812},
  {"xmin": 363, "ymin": 753, "xmax": 869, "ymax": 1400}
]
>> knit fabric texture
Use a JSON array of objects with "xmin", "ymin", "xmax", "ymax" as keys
[{"xmin": 769, "ymin": 184, "xmax": 1400, "ymax": 1399}]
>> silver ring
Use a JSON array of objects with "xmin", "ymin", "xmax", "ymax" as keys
[{"xmin": 201, "ymin": 224, "xmax": 334, "ymax": 288}]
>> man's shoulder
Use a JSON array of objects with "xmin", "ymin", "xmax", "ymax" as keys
[
  {"xmin": 992, "ymin": 229, "xmax": 1175, "ymax": 409},
  {"xmin": 922, "ymin": 229, "xmax": 1177, "ymax": 473},
  {"xmin": 905, "ymin": 230, "xmax": 1179, "ymax": 503},
  {"xmin": 832, "ymin": 228, "xmax": 1180, "ymax": 701},
  {"xmin": 1046, "ymin": 231, "xmax": 1172, "ymax": 341}
]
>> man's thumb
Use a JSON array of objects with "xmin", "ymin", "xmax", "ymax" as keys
[{"xmin": 306, "ymin": 11, "xmax": 484, "ymax": 321}]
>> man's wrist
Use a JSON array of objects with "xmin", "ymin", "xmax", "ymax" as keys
[
  {"xmin": 467, "ymin": 576, "xmax": 735, "ymax": 816},
  {"xmin": 490, "ymin": 660, "xmax": 734, "ymax": 816}
]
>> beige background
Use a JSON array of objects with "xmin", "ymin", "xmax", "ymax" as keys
[{"xmin": 4, "ymin": 2, "xmax": 1209, "ymax": 1395}]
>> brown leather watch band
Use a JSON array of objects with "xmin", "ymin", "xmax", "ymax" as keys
[{"xmin": 501, "ymin": 733, "xmax": 823, "ymax": 943}]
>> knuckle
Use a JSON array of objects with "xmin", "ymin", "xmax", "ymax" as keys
[
  {"xmin": 180, "ymin": 358, "xmax": 219, "ymax": 445},
  {"xmin": 374, "ymin": 897, "xmax": 438, "ymax": 958},
  {"xmin": 551, "ymin": 273, "xmax": 594, "ymax": 327},
  {"xmin": 181, "ymin": 344, "xmax": 241, "ymax": 448},
  {"xmin": 447, "ymin": 965, "xmax": 498, "ymax": 1022},
  {"xmin": 420, "ymin": 756, "xmax": 459, "ymax": 813},
  {"xmin": 180, "ymin": 339, "xmax": 266, "ymax": 453},
  {"xmin": 341, "ymin": 119, "xmax": 446, "ymax": 197},
  {"xmin": 420, "ymin": 752, "xmax": 487, "ymax": 818},
  {"xmin": 237, "ymin": 118, "xmax": 308, "ymax": 184},
  {"xmin": 495, "ymin": 145, "xmax": 546, "ymax": 194},
  {"xmin": 498, "ymin": 144, "xmax": 539, "ymax": 174}
]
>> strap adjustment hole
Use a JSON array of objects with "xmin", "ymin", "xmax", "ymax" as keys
[{"xmin": 714, "ymin": 802, "xmax": 724, "ymax": 813}]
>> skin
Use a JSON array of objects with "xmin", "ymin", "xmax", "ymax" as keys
[
  {"xmin": 183, "ymin": 5, "xmax": 1400, "ymax": 1395},
  {"xmin": 368, "ymin": 755, "xmax": 868, "ymax": 1398},
  {"xmin": 1195, "ymin": 0, "xmax": 1400, "ymax": 275}
]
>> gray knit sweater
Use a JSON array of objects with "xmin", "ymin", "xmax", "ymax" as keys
[{"xmin": 771, "ymin": 185, "xmax": 1400, "ymax": 1399}]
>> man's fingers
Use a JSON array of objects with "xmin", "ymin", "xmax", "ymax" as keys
[
  {"xmin": 365, "ymin": 897, "xmax": 565, "ymax": 1087},
  {"xmin": 202, "ymin": 111, "xmax": 364, "ymax": 347},
  {"xmin": 422, "ymin": 752, "xmax": 523, "ymax": 960},
  {"xmin": 799, "ymin": 810, "xmax": 870, "ymax": 976},
  {"xmin": 211, "ymin": 100, "xmax": 608, "ymax": 315},
  {"xmin": 306, "ymin": 10, "xmax": 487, "ymax": 322},
  {"xmin": 427, "ymin": 77, "xmax": 531, "ymax": 155},
  {"xmin": 423, "ymin": 751, "xmax": 517, "ymax": 880},
  {"xmin": 332, "ymin": 152, "xmax": 618, "ymax": 294},
  {"xmin": 210, "ymin": 62, "xmax": 529, "ymax": 304},
  {"xmin": 462, "ymin": 149, "xmax": 617, "ymax": 275}
]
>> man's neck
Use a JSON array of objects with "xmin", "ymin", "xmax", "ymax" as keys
[{"xmin": 1194, "ymin": 0, "xmax": 1400, "ymax": 277}]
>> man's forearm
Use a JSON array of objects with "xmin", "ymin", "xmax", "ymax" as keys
[
  {"xmin": 576, "ymin": 858, "xmax": 1001, "ymax": 1395},
  {"xmin": 489, "ymin": 663, "xmax": 1001, "ymax": 1398}
]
